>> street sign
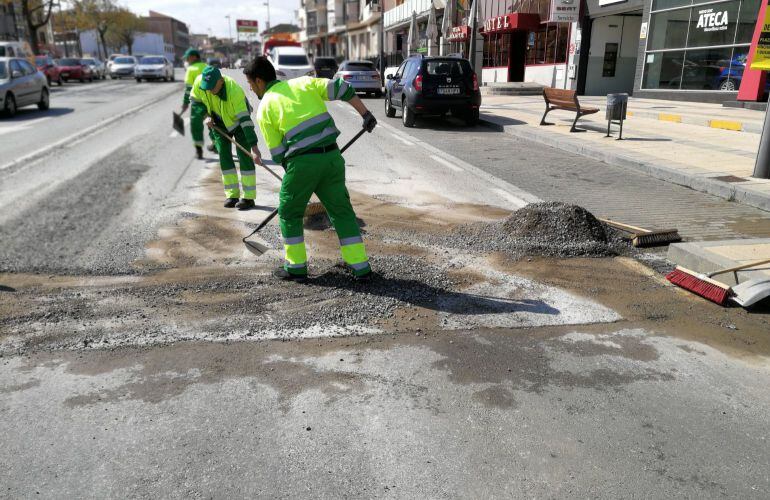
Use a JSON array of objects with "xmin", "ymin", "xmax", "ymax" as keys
[
  {"xmin": 236, "ymin": 20, "xmax": 259, "ymax": 33},
  {"xmin": 751, "ymin": 4, "xmax": 770, "ymax": 70},
  {"xmin": 549, "ymin": 0, "xmax": 579, "ymax": 23}
]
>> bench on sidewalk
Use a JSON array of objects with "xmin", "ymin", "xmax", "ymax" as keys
[{"xmin": 539, "ymin": 88, "xmax": 599, "ymax": 132}]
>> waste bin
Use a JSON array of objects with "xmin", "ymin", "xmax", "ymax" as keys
[{"xmin": 606, "ymin": 93, "xmax": 628, "ymax": 120}]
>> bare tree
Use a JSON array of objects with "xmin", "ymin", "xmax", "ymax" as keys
[
  {"xmin": 74, "ymin": 0, "xmax": 118, "ymax": 59},
  {"xmin": 16, "ymin": 0, "xmax": 56, "ymax": 53},
  {"xmin": 106, "ymin": 8, "xmax": 145, "ymax": 55}
]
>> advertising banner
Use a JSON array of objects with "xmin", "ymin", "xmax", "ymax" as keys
[
  {"xmin": 750, "ymin": 3, "xmax": 770, "ymax": 70},
  {"xmin": 236, "ymin": 20, "xmax": 259, "ymax": 33},
  {"xmin": 549, "ymin": 0, "xmax": 579, "ymax": 23}
]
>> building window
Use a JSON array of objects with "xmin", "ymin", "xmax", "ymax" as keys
[
  {"xmin": 525, "ymin": 24, "xmax": 568, "ymax": 65},
  {"xmin": 483, "ymin": 33, "xmax": 510, "ymax": 67},
  {"xmin": 643, "ymin": 0, "xmax": 760, "ymax": 91}
]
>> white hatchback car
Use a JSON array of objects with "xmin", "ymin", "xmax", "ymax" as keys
[
  {"xmin": 135, "ymin": 55, "xmax": 175, "ymax": 82},
  {"xmin": 268, "ymin": 46, "xmax": 314, "ymax": 80}
]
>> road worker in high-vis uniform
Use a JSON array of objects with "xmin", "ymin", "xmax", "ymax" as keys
[
  {"xmin": 190, "ymin": 66, "xmax": 259, "ymax": 210},
  {"xmin": 243, "ymin": 56, "xmax": 376, "ymax": 282},
  {"xmin": 179, "ymin": 48, "xmax": 208, "ymax": 159}
]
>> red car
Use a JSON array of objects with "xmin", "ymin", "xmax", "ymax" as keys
[
  {"xmin": 57, "ymin": 57, "xmax": 94, "ymax": 83},
  {"xmin": 35, "ymin": 55, "xmax": 63, "ymax": 86}
]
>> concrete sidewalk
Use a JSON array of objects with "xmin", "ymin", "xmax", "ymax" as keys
[{"xmin": 479, "ymin": 94, "xmax": 770, "ymax": 213}]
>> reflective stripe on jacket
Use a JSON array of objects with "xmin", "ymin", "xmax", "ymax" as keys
[
  {"xmin": 191, "ymin": 74, "xmax": 257, "ymax": 146},
  {"xmin": 256, "ymin": 76, "xmax": 355, "ymax": 164},
  {"xmin": 182, "ymin": 61, "xmax": 207, "ymax": 105}
]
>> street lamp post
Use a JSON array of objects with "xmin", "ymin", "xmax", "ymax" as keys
[
  {"xmin": 264, "ymin": 0, "xmax": 271, "ymax": 32},
  {"xmin": 225, "ymin": 15, "xmax": 233, "ymax": 68}
]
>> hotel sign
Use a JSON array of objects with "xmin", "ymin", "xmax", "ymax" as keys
[
  {"xmin": 549, "ymin": 0, "xmax": 579, "ymax": 23},
  {"xmin": 483, "ymin": 15, "xmax": 512, "ymax": 33}
]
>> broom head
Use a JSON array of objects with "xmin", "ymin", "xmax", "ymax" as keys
[
  {"xmin": 632, "ymin": 229, "xmax": 681, "ymax": 247},
  {"xmin": 666, "ymin": 266, "xmax": 732, "ymax": 305}
]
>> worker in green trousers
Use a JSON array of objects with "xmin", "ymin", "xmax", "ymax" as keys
[
  {"xmin": 243, "ymin": 56, "xmax": 376, "ymax": 282},
  {"xmin": 191, "ymin": 66, "xmax": 259, "ymax": 210},
  {"xmin": 178, "ymin": 48, "xmax": 208, "ymax": 159}
]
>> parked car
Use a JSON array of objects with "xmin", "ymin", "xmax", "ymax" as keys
[
  {"xmin": 57, "ymin": 57, "xmax": 94, "ymax": 82},
  {"xmin": 0, "ymin": 41, "xmax": 35, "ymax": 64},
  {"xmin": 268, "ymin": 46, "xmax": 314, "ymax": 80},
  {"xmin": 135, "ymin": 55, "xmax": 175, "ymax": 82},
  {"xmin": 35, "ymin": 55, "xmax": 63, "ymax": 86},
  {"xmin": 0, "ymin": 57, "xmax": 50, "ymax": 117},
  {"xmin": 313, "ymin": 57, "xmax": 338, "ymax": 78},
  {"xmin": 384, "ymin": 55, "xmax": 480, "ymax": 128},
  {"xmin": 106, "ymin": 53, "xmax": 123, "ymax": 72},
  {"xmin": 81, "ymin": 58, "xmax": 105, "ymax": 79},
  {"xmin": 335, "ymin": 60, "xmax": 381, "ymax": 97},
  {"xmin": 109, "ymin": 56, "xmax": 136, "ymax": 79},
  {"xmin": 206, "ymin": 57, "xmax": 222, "ymax": 68}
]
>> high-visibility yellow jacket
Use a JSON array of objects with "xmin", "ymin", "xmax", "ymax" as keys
[
  {"xmin": 256, "ymin": 77, "xmax": 355, "ymax": 164},
  {"xmin": 191, "ymin": 74, "xmax": 258, "ymax": 146},
  {"xmin": 182, "ymin": 61, "xmax": 206, "ymax": 105}
]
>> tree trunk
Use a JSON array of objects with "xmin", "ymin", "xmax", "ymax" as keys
[
  {"xmin": 21, "ymin": 0, "xmax": 40, "ymax": 54},
  {"xmin": 98, "ymin": 30, "xmax": 108, "ymax": 59}
]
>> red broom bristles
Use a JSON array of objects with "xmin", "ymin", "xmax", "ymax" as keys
[{"xmin": 666, "ymin": 268, "xmax": 732, "ymax": 305}]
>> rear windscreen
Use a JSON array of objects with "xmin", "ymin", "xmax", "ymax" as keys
[
  {"xmin": 0, "ymin": 47, "xmax": 6, "ymax": 57},
  {"xmin": 343, "ymin": 62, "xmax": 375, "ymax": 71},
  {"xmin": 315, "ymin": 59, "xmax": 336, "ymax": 68},
  {"xmin": 425, "ymin": 60, "xmax": 468, "ymax": 76},
  {"xmin": 59, "ymin": 58, "xmax": 80, "ymax": 66},
  {"xmin": 278, "ymin": 55, "xmax": 309, "ymax": 66},
  {"xmin": 140, "ymin": 57, "xmax": 165, "ymax": 64}
]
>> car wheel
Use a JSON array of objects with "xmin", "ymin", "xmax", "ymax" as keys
[
  {"xmin": 57, "ymin": 76, "xmax": 63, "ymax": 86},
  {"xmin": 80, "ymin": 76, "xmax": 85, "ymax": 83},
  {"xmin": 4, "ymin": 93, "xmax": 17, "ymax": 117},
  {"xmin": 385, "ymin": 93, "xmax": 396, "ymax": 118},
  {"xmin": 402, "ymin": 98, "xmax": 416, "ymax": 128},
  {"xmin": 110, "ymin": 75, "xmax": 114, "ymax": 79},
  {"xmin": 38, "ymin": 88, "xmax": 50, "ymax": 111},
  {"xmin": 719, "ymin": 79, "xmax": 737, "ymax": 92},
  {"xmin": 162, "ymin": 76, "xmax": 167, "ymax": 82},
  {"xmin": 375, "ymin": 90, "xmax": 383, "ymax": 98},
  {"xmin": 136, "ymin": 78, "xmax": 142, "ymax": 83},
  {"xmin": 46, "ymin": 76, "xmax": 52, "ymax": 86},
  {"xmin": 170, "ymin": 73, "xmax": 175, "ymax": 81},
  {"xmin": 465, "ymin": 108, "xmax": 479, "ymax": 126}
]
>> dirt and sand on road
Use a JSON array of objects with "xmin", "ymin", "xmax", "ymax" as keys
[{"xmin": 1, "ymin": 164, "xmax": 769, "ymax": 358}]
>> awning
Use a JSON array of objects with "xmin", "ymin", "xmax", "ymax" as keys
[{"xmin": 481, "ymin": 13, "xmax": 541, "ymax": 35}]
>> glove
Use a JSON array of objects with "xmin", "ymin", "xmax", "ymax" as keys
[{"xmin": 362, "ymin": 111, "xmax": 377, "ymax": 133}]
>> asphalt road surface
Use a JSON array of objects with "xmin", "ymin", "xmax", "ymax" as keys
[{"xmin": 1, "ymin": 70, "xmax": 769, "ymax": 498}]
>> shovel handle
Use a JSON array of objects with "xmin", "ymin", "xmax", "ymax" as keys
[
  {"xmin": 210, "ymin": 124, "xmax": 283, "ymax": 182},
  {"xmin": 708, "ymin": 257, "xmax": 770, "ymax": 277},
  {"xmin": 341, "ymin": 127, "xmax": 367, "ymax": 154},
  {"xmin": 243, "ymin": 208, "xmax": 279, "ymax": 241}
]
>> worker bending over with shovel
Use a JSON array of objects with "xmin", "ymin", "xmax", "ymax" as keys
[
  {"xmin": 190, "ymin": 66, "xmax": 259, "ymax": 210},
  {"xmin": 178, "ymin": 48, "xmax": 208, "ymax": 159},
  {"xmin": 243, "ymin": 56, "xmax": 376, "ymax": 282}
]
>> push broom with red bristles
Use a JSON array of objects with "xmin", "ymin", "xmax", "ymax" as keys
[{"xmin": 666, "ymin": 258, "xmax": 770, "ymax": 305}]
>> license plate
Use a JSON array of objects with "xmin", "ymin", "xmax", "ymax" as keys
[
  {"xmin": 355, "ymin": 75, "xmax": 369, "ymax": 81},
  {"xmin": 437, "ymin": 87, "xmax": 461, "ymax": 95}
]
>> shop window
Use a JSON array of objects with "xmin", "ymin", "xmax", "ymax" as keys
[
  {"xmin": 736, "ymin": 0, "xmax": 761, "ymax": 43},
  {"xmin": 652, "ymin": 0, "xmax": 691, "ymax": 10},
  {"xmin": 648, "ymin": 8, "xmax": 691, "ymax": 50},
  {"xmin": 643, "ymin": 50, "xmax": 685, "ymax": 89},
  {"xmin": 687, "ymin": 2, "xmax": 739, "ymax": 48},
  {"xmin": 525, "ymin": 24, "xmax": 568, "ymax": 65},
  {"xmin": 680, "ymin": 46, "xmax": 734, "ymax": 89},
  {"xmin": 483, "ymin": 33, "xmax": 510, "ymax": 67}
]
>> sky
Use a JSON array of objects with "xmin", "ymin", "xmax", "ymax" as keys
[{"xmin": 123, "ymin": 0, "xmax": 299, "ymax": 39}]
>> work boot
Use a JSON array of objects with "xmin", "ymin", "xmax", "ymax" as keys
[
  {"xmin": 235, "ymin": 199, "xmax": 255, "ymax": 210},
  {"xmin": 354, "ymin": 270, "xmax": 373, "ymax": 282},
  {"xmin": 207, "ymin": 144, "xmax": 216, "ymax": 152},
  {"xmin": 195, "ymin": 146, "xmax": 203, "ymax": 159},
  {"xmin": 223, "ymin": 197, "xmax": 239, "ymax": 208},
  {"xmin": 272, "ymin": 267, "xmax": 307, "ymax": 283}
]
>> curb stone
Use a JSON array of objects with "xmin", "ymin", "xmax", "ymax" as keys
[{"xmin": 479, "ymin": 113, "xmax": 770, "ymax": 214}]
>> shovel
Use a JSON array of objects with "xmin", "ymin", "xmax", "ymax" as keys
[
  {"xmin": 172, "ymin": 112, "xmax": 185, "ymax": 135},
  {"xmin": 242, "ymin": 127, "xmax": 367, "ymax": 256}
]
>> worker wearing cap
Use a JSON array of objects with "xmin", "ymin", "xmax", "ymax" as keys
[
  {"xmin": 179, "ymin": 48, "xmax": 208, "ymax": 159},
  {"xmin": 190, "ymin": 66, "xmax": 259, "ymax": 210},
  {"xmin": 243, "ymin": 56, "xmax": 377, "ymax": 282}
]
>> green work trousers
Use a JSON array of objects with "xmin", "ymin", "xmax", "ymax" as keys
[
  {"xmin": 210, "ymin": 127, "xmax": 256, "ymax": 200},
  {"xmin": 279, "ymin": 150, "xmax": 370, "ymax": 277},
  {"xmin": 190, "ymin": 102, "xmax": 206, "ymax": 147}
]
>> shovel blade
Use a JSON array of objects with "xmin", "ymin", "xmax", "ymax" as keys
[
  {"xmin": 731, "ymin": 278, "xmax": 770, "ymax": 307},
  {"xmin": 244, "ymin": 239, "xmax": 271, "ymax": 256},
  {"xmin": 172, "ymin": 112, "xmax": 185, "ymax": 135}
]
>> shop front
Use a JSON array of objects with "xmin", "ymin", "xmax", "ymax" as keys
[{"xmin": 636, "ymin": 0, "xmax": 761, "ymax": 100}]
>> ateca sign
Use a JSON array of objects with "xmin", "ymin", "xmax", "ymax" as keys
[
  {"xmin": 695, "ymin": 8, "xmax": 729, "ymax": 32},
  {"xmin": 550, "ymin": 0, "xmax": 579, "ymax": 23},
  {"xmin": 236, "ymin": 20, "xmax": 259, "ymax": 33},
  {"xmin": 750, "ymin": 3, "xmax": 770, "ymax": 70}
]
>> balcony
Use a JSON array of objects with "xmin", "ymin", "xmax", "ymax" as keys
[{"xmin": 383, "ymin": 0, "xmax": 435, "ymax": 29}]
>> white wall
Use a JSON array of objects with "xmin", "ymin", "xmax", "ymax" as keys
[{"xmin": 526, "ymin": 64, "xmax": 568, "ymax": 88}]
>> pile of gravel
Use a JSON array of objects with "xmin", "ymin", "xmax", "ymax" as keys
[{"xmin": 439, "ymin": 202, "xmax": 630, "ymax": 258}]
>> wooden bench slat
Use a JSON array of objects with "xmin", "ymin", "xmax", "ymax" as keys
[{"xmin": 540, "ymin": 87, "xmax": 601, "ymax": 132}]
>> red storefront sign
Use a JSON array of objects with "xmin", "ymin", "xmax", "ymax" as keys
[
  {"xmin": 447, "ymin": 25, "xmax": 469, "ymax": 42},
  {"xmin": 236, "ymin": 19, "xmax": 259, "ymax": 33},
  {"xmin": 481, "ymin": 13, "xmax": 541, "ymax": 34}
]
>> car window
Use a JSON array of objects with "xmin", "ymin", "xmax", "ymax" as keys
[
  {"xmin": 0, "ymin": 61, "xmax": 7, "ymax": 79},
  {"xmin": 315, "ymin": 58, "xmax": 336, "ymax": 68},
  {"xmin": 343, "ymin": 62, "xmax": 375, "ymax": 72},
  {"xmin": 9, "ymin": 59, "xmax": 22, "ymax": 75},
  {"xmin": 19, "ymin": 60, "xmax": 36, "ymax": 75},
  {"xmin": 140, "ymin": 57, "xmax": 166, "ymax": 64},
  {"xmin": 81, "ymin": 59, "xmax": 95, "ymax": 65},
  {"xmin": 59, "ymin": 58, "xmax": 80, "ymax": 66},
  {"xmin": 115, "ymin": 57, "xmax": 135, "ymax": 64},
  {"xmin": 0, "ymin": 46, "xmax": 6, "ymax": 56},
  {"xmin": 425, "ymin": 60, "xmax": 468, "ymax": 77},
  {"xmin": 394, "ymin": 61, "xmax": 407, "ymax": 78},
  {"xmin": 405, "ymin": 61, "xmax": 417, "ymax": 79},
  {"xmin": 278, "ymin": 54, "xmax": 309, "ymax": 66}
]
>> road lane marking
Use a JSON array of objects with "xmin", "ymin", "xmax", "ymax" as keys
[
  {"xmin": 493, "ymin": 188, "xmax": 530, "ymax": 208},
  {"xmin": 429, "ymin": 154, "xmax": 462, "ymax": 172},
  {"xmin": 389, "ymin": 132, "xmax": 414, "ymax": 146},
  {"xmin": 0, "ymin": 86, "xmax": 180, "ymax": 172},
  {"xmin": 0, "ymin": 116, "xmax": 52, "ymax": 136}
]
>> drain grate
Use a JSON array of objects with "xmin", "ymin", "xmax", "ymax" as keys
[{"xmin": 712, "ymin": 175, "xmax": 747, "ymax": 183}]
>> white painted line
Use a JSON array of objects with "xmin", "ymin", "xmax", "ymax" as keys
[
  {"xmin": 0, "ymin": 116, "xmax": 52, "ymax": 136},
  {"xmin": 389, "ymin": 132, "xmax": 414, "ymax": 146},
  {"xmin": 0, "ymin": 86, "xmax": 179, "ymax": 172},
  {"xmin": 430, "ymin": 154, "xmax": 462, "ymax": 172},
  {"xmin": 493, "ymin": 188, "xmax": 529, "ymax": 208}
]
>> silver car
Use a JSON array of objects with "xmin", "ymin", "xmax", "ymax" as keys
[
  {"xmin": 334, "ymin": 60, "xmax": 382, "ymax": 97},
  {"xmin": 109, "ymin": 56, "xmax": 136, "ymax": 79},
  {"xmin": 81, "ymin": 58, "xmax": 105, "ymax": 79},
  {"xmin": 135, "ymin": 55, "xmax": 175, "ymax": 82},
  {"xmin": 0, "ymin": 57, "xmax": 49, "ymax": 117}
]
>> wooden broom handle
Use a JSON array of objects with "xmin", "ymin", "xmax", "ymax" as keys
[
  {"xmin": 599, "ymin": 218, "xmax": 650, "ymax": 234},
  {"xmin": 709, "ymin": 258, "xmax": 770, "ymax": 277},
  {"xmin": 210, "ymin": 124, "xmax": 284, "ymax": 182}
]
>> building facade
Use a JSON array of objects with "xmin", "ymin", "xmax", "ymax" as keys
[{"xmin": 143, "ymin": 10, "xmax": 190, "ymax": 64}]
